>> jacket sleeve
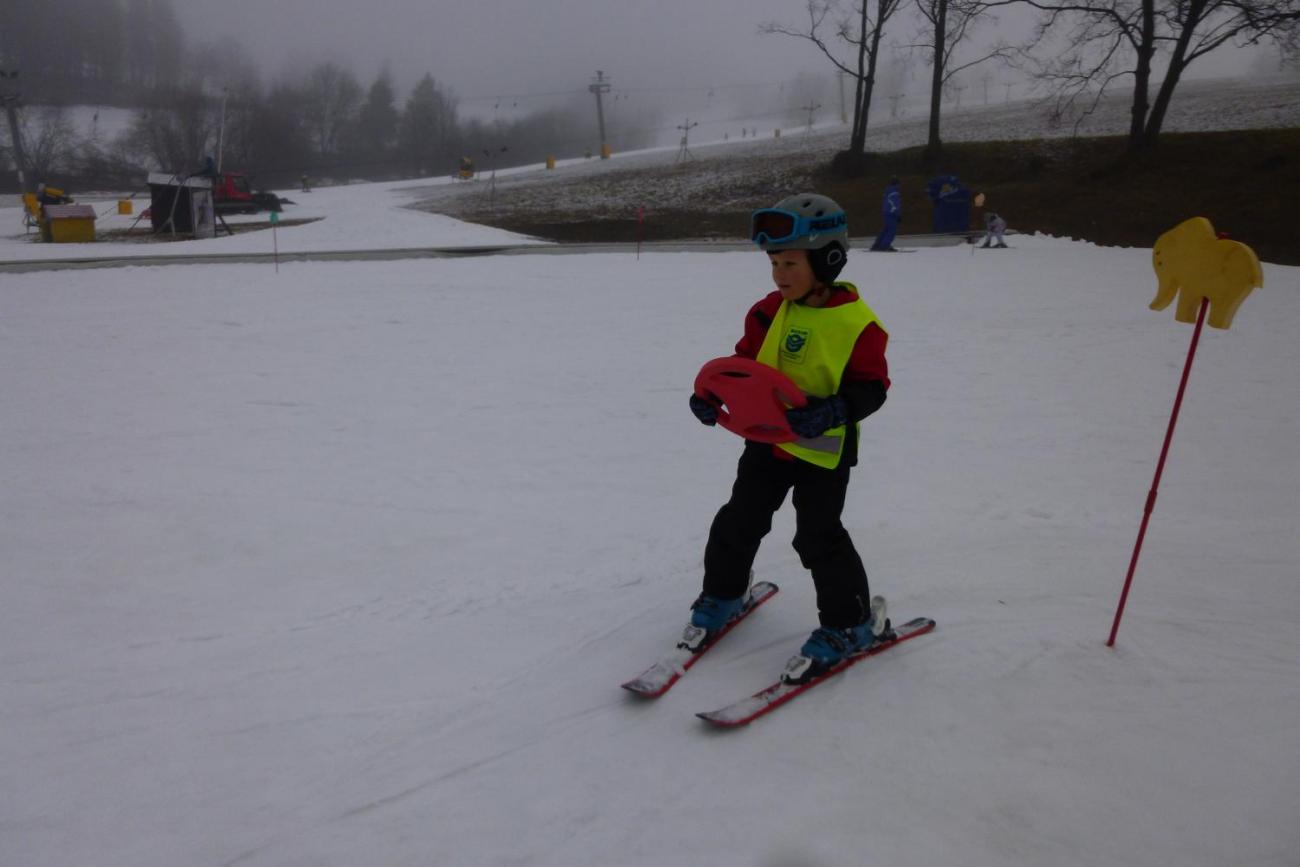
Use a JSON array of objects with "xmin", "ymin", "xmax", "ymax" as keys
[
  {"xmin": 841, "ymin": 379, "xmax": 887, "ymax": 423},
  {"xmin": 734, "ymin": 293, "xmax": 782, "ymax": 359},
  {"xmin": 840, "ymin": 322, "xmax": 889, "ymax": 422}
]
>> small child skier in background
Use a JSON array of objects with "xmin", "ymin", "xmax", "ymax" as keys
[
  {"xmin": 980, "ymin": 211, "xmax": 1008, "ymax": 248},
  {"xmin": 687, "ymin": 193, "xmax": 892, "ymax": 684}
]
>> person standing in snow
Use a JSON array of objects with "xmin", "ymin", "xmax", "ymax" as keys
[
  {"xmin": 687, "ymin": 193, "xmax": 892, "ymax": 684},
  {"xmin": 870, "ymin": 176, "xmax": 902, "ymax": 252},
  {"xmin": 980, "ymin": 212, "xmax": 1008, "ymax": 248}
]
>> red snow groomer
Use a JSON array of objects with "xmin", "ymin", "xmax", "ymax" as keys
[{"xmin": 211, "ymin": 171, "xmax": 284, "ymax": 215}]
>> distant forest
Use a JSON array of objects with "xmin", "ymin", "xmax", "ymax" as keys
[{"xmin": 0, "ymin": 0, "xmax": 659, "ymax": 190}]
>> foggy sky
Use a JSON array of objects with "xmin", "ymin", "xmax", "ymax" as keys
[
  {"xmin": 178, "ymin": 0, "xmax": 824, "ymax": 104},
  {"xmin": 175, "ymin": 0, "xmax": 1274, "ymax": 113}
]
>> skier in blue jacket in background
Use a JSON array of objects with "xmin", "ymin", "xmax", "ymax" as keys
[{"xmin": 870, "ymin": 177, "xmax": 901, "ymax": 252}]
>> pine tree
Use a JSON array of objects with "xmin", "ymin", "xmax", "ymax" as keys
[
  {"xmin": 399, "ymin": 73, "xmax": 456, "ymax": 176},
  {"xmin": 357, "ymin": 69, "xmax": 400, "ymax": 166}
]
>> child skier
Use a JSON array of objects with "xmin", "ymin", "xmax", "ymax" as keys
[
  {"xmin": 980, "ymin": 211, "xmax": 1008, "ymax": 248},
  {"xmin": 687, "ymin": 193, "xmax": 891, "ymax": 684}
]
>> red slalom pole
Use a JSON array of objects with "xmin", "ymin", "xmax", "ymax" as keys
[{"xmin": 1108, "ymin": 296, "xmax": 1209, "ymax": 647}]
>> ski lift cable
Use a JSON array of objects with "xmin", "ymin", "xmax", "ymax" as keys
[{"xmin": 457, "ymin": 76, "xmax": 822, "ymax": 104}]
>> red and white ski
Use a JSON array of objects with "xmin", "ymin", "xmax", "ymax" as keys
[
  {"xmin": 621, "ymin": 582, "xmax": 780, "ymax": 698},
  {"xmin": 696, "ymin": 616, "xmax": 936, "ymax": 728}
]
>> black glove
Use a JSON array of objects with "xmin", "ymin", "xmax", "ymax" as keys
[
  {"xmin": 690, "ymin": 393, "xmax": 719, "ymax": 426},
  {"xmin": 786, "ymin": 395, "xmax": 847, "ymax": 439}
]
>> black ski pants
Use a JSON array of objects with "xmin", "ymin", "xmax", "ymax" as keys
[{"xmin": 703, "ymin": 441, "xmax": 872, "ymax": 629}]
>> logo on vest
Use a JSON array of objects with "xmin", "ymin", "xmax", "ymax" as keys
[{"xmin": 781, "ymin": 327, "xmax": 810, "ymax": 364}]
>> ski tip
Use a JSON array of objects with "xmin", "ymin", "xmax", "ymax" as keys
[
  {"xmin": 891, "ymin": 615, "xmax": 935, "ymax": 628},
  {"xmin": 696, "ymin": 711, "xmax": 747, "ymax": 729},
  {"xmin": 621, "ymin": 680, "xmax": 668, "ymax": 698}
]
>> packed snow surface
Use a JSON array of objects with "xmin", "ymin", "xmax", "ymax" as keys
[
  {"xmin": 0, "ymin": 177, "xmax": 542, "ymax": 263},
  {"xmin": 2, "ymin": 202, "xmax": 1297, "ymax": 865}
]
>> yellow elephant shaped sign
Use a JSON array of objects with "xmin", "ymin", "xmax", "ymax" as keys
[{"xmin": 1150, "ymin": 217, "xmax": 1262, "ymax": 330}]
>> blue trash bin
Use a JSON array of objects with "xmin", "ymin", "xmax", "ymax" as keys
[{"xmin": 927, "ymin": 175, "xmax": 972, "ymax": 234}]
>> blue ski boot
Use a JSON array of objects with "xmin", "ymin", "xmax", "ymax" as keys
[
  {"xmin": 782, "ymin": 596, "xmax": 889, "ymax": 684},
  {"xmin": 678, "ymin": 592, "xmax": 746, "ymax": 653}
]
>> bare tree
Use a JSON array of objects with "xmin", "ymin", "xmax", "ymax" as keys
[
  {"xmin": 126, "ymin": 88, "xmax": 217, "ymax": 172},
  {"xmin": 875, "ymin": 47, "xmax": 914, "ymax": 118},
  {"xmin": 211, "ymin": 77, "xmax": 266, "ymax": 172},
  {"xmin": 1250, "ymin": 41, "xmax": 1300, "ymax": 76},
  {"xmin": 762, "ymin": 0, "xmax": 907, "ymax": 160},
  {"xmin": 1284, "ymin": 22, "xmax": 1300, "ymax": 66},
  {"xmin": 188, "ymin": 37, "xmax": 259, "ymax": 98},
  {"xmin": 23, "ymin": 107, "xmax": 78, "ymax": 181},
  {"xmin": 148, "ymin": 0, "xmax": 184, "ymax": 95},
  {"xmin": 1004, "ymin": 0, "xmax": 1300, "ymax": 149},
  {"xmin": 913, "ymin": 0, "xmax": 1009, "ymax": 158},
  {"xmin": 303, "ymin": 63, "xmax": 362, "ymax": 160}
]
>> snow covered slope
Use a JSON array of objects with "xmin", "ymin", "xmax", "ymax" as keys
[
  {"xmin": 0, "ymin": 175, "xmax": 543, "ymax": 264},
  {"xmin": 2, "ymin": 233, "xmax": 1297, "ymax": 866}
]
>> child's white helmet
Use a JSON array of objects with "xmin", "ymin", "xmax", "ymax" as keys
[
  {"xmin": 751, "ymin": 193, "xmax": 848, "ymax": 252},
  {"xmin": 752, "ymin": 193, "xmax": 850, "ymax": 284}
]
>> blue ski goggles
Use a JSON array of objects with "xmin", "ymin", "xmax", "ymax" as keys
[{"xmin": 751, "ymin": 208, "xmax": 847, "ymax": 246}]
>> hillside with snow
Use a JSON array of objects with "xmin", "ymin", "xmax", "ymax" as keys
[{"xmin": 411, "ymin": 76, "xmax": 1300, "ymax": 224}]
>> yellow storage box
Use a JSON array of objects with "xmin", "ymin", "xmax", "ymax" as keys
[{"xmin": 42, "ymin": 204, "xmax": 97, "ymax": 243}]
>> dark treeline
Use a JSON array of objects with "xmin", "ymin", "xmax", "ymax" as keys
[
  {"xmin": 1, "ymin": 0, "xmax": 188, "ymax": 105},
  {"xmin": 0, "ymin": 0, "xmax": 655, "ymax": 191}
]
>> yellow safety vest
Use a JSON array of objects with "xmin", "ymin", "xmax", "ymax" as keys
[{"xmin": 755, "ymin": 282, "xmax": 882, "ymax": 468}]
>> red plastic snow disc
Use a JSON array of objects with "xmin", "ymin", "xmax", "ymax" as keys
[{"xmin": 693, "ymin": 357, "xmax": 807, "ymax": 444}]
